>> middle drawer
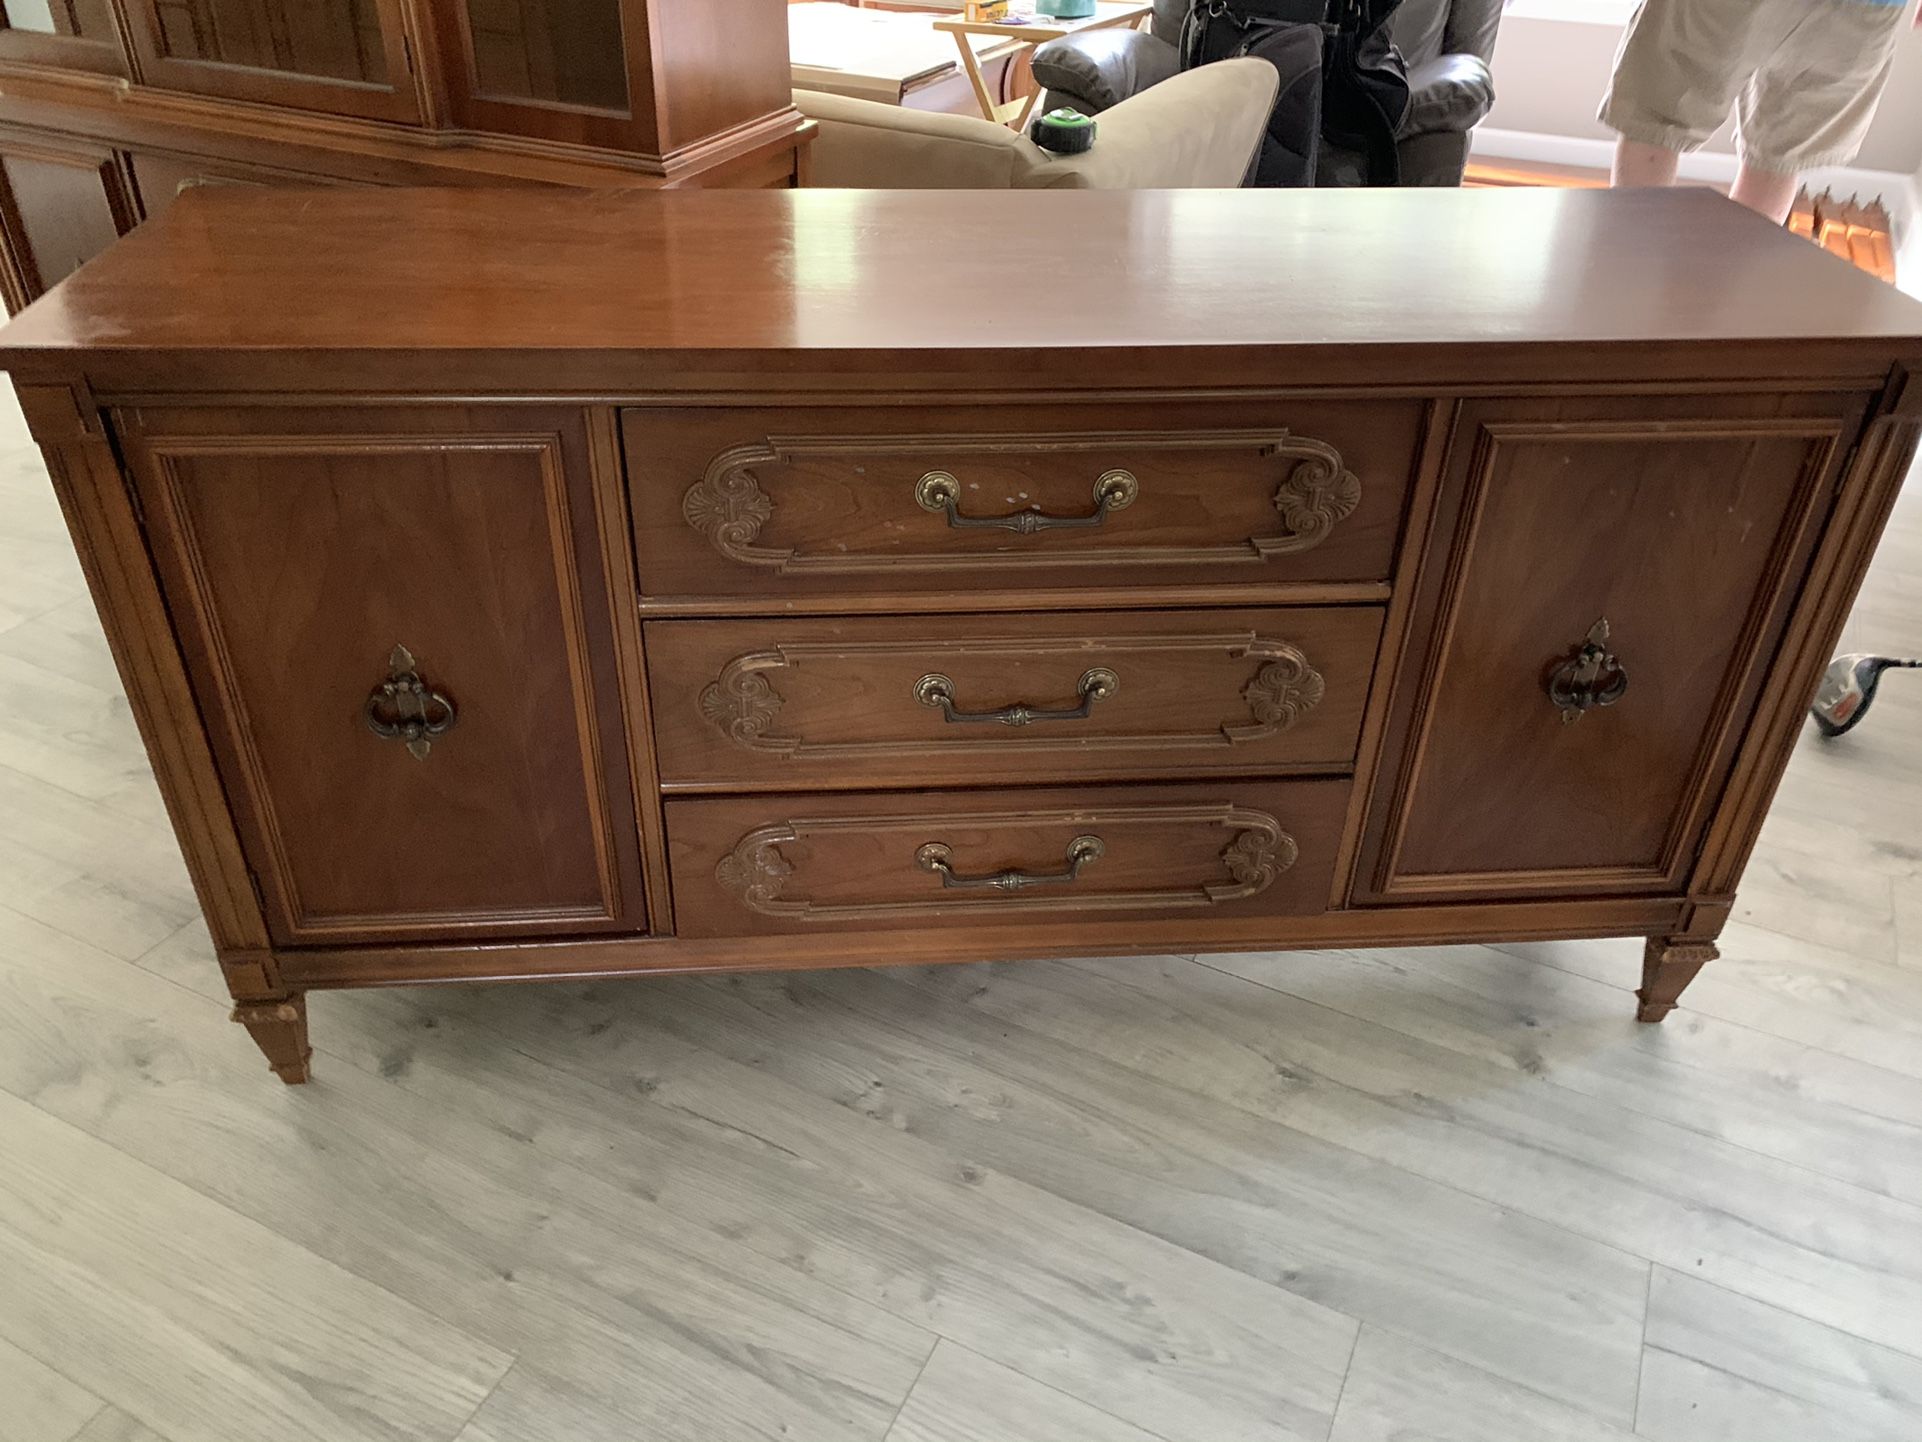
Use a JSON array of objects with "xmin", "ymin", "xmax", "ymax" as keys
[{"xmin": 645, "ymin": 606, "xmax": 1384, "ymax": 791}]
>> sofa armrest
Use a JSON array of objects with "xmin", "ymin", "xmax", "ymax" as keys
[
  {"xmin": 792, "ymin": 88, "xmax": 1030, "ymax": 188},
  {"xmin": 1030, "ymin": 30, "xmax": 1180, "ymax": 114},
  {"xmin": 1402, "ymin": 53, "xmax": 1494, "ymax": 138},
  {"xmin": 1030, "ymin": 55, "xmax": 1279, "ymax": 190}
]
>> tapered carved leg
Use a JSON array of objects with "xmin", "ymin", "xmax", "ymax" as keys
[
  {"xmin": 232, "ymin": 995, "xmax": 312, "ymax": 1083},
  {"xmin": 1636, "ymin": 938, "xmax": 1717, "ymax": 1022}
]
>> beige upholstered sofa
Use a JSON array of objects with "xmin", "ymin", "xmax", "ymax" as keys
[{"xmin": 794, "ymin": 56, "xmax": 1280, "ymax": 189}]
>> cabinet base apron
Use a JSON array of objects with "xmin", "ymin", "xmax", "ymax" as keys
[
  {"xmin": 4, "ymin": 185, "xmax": 1918, "ymax": 1086},
  {"xmin": 254, "ymin": 909, "xmax": 1700, "ymax": 1084}
]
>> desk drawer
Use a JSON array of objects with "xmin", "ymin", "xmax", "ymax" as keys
[
  {"xmin": 646, "ymin": 606, "xmax": 1383, "ymax": 790},
  {"xmin": 666, "ymin": 779, "xmax": 1350, "ymax": 937},
  {"xmin": 626, "ymin": 399, "xmax": 1422, "ymax": 600}
]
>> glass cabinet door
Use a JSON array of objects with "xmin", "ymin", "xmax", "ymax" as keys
[
  {"xmin": 0, "ymin": 0, "xmax": 131, "ymax": 75},
  {"xmin": 465, "ymin": 0, "xmax": 626, "ymax": 110},
  {"xmin": 120, "ymin": 0, "xmax": 422, "ymax": 122},
  {"xmin": 436, "ymin": 0, "xmax": 644, "ymax": 149}
]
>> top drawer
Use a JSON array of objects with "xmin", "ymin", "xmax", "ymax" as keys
[{"xmin": 625, "ymin": 398, "xmax": 1423, "ymax": 602}]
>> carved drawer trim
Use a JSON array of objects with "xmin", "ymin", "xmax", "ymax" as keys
[
  {"xmin": 680, "ymin": 428, "xmax": 1361, "ymax": 574},
  {"xmin": 714, "ymin": 802, "xmax": 1297, "ymax": 921},
  {"xmin": 696, "ymin": 630, "xmax": 1326, "ymax": 760}
]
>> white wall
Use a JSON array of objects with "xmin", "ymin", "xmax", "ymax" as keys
[
  {"xmin": 1484, "ymin": 3, "xmax": 1922, "ymax": 177},
  {"xmin": 1899, "ymin": 111, "xmax": 1922, "ymax": 294}
]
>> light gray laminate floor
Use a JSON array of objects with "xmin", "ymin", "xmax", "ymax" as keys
[{"xmin": 1, "ymin": 389, "xmax": 1919, "ymax": 1442}]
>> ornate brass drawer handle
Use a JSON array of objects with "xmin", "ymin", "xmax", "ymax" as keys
[
  {"xmin": 915, "ymin": 468, "xmax": 1137, "ymax": 533},
  {"xmin": 364, "ymin": 643, "xmax": 456, "ymax": 760},
  {"xmin": 1547, "ymin": 618, "xmax": 1628, "ymax": 723},
  {"xmin": 913, "ymin": 667, "xmax": 1119, "ymax": 727},
  {"xmin": 915, "ymin": 834, "xmax": 1105, "ymax": 892}
]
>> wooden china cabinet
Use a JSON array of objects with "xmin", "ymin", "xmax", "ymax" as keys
[{"xmin": 0, "ymin": 0, "xmax": 805, "ymax": 309}]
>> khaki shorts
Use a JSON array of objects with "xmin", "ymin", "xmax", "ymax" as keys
[{"xmin": 1599, "ymin": 0, "xmax": 1905, "ymax": 172}]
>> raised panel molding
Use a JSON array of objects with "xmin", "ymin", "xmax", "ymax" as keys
[
  {"xmin": 125, "ymin": 422, "xmax": 645, "ymax": 944},
  {"xmin": 0, "ymin": 130, "xmax": 137, "ymax": 308},
  {"xmin": 1359, "ymin": 411, "xmax": 1847, "ymax": 903},
  {"xmin": 680, "ymin": 429, "xmax": 1364, "ymax": 573},
  {"xmin": 695, "ymin": 630, "xmax": 1328, "ymax": 759},
  {"xmin": 714, "ymin": 802, "xmax": 1296, "ymax": 922}
]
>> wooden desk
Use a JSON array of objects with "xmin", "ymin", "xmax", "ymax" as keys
[
  {"xmin": 2, "ymin": 185, "xmax": 1918, "ymax": 1084},
  {"xmin": 935, "ymin": 2, "xmax": 1153, "ymax": 126}
]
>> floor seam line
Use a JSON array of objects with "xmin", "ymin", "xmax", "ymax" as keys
[{"xmin": 876, "ymin": 1336, "xmax": 939, "ymax": 1442}]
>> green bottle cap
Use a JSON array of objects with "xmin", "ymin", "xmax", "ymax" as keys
[{"xmin": 1030, "ymin": 108, "xmax": 1097, "ymax": 155}]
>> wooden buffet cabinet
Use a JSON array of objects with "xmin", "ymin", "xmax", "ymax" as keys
[
  {"xmin": 3, "ymin": 183, "xmax": 1918, "ymax": 1083},
  {"xmin": 0, "ymin": 0, "xmax": 803, "ymax": 311}
]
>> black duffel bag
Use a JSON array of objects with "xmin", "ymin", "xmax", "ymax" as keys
[{"xmin": 1180, "ymin": 0, "xmax": 1409, "ymax": 186}]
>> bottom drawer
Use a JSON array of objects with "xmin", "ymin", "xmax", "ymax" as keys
[{"xmin": 666, "ymin": 779, "xmax": 1351, "ymax": 937}]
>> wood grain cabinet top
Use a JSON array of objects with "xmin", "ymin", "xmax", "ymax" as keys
[
  {"xmin": 4, "ymin": 186, "xmax": 1920, "ymax": 392},
  {"xmin": 3, "ymin": 185, "xmax": 1921, "ymax": 1081}
]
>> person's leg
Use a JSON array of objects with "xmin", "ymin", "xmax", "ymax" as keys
[
  {"xmin": 1737, "ymin": 1, "xmax": 1905, "ymax": 222},
  {"xmin": 1599, "ymin": 0, "xmax": 1779, "ymax": 186},
  {"xmin": 1613, "ymin": 139, "xmax": 1680, "ymax": 188},
  {"xmin": 1728, "ymin": 161, "xmax": 1799, "ymax": 224}
]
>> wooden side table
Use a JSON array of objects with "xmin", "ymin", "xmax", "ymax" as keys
[
  {"xmin": 933, "ymin": 2, "xmax": 1155, "ymax": 128},
  {"xmin": 790, "ymin": 2, "xmax": 1024, "ymax": 112}
]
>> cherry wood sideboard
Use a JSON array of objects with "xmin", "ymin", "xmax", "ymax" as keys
[
  {"xmin": 3, "ymin": 184, "xmax": 1918, "ymax": 1084},
  {"xmin": 0, "ymin": 0, "xmax": 806, "ymax": 314}
]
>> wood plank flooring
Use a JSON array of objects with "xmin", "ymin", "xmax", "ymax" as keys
[{"xmin": 1, "ymin": 390, "xmax": 1919, "ymax": 1440}]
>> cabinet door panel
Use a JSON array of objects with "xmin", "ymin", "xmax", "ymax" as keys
[
  {"xmin": 120, "ymin": 0, "xmax": 421, "ymax": 123},
  {"xmin": 431, "ymin": 0, "xmax": 792, "ymax": 156},
  {"xmin": 120, "ymin": 407, "xmax": 647, "ymax": 946},
  {"xmin": 0, "ymin": 135, "xmax": 136, "ymax": 310},
  {"xmin": 462, "ymin": 0, "xmax": 627, "ymax": 110},
  {"xmin": 0, "ymin": 0, "xmax": 130, "ymax": 75},
  {"xmin": 1356, "ymin": 394, "xmax": 1865, "ymax": 901}
]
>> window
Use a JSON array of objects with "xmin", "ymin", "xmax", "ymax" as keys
[{"xmin": 1503, "ymin": 0, "xmax": 1635, "ymax": 24}]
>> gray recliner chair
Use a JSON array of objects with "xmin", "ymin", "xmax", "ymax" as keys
[
  {"xmin": 1033, "ymin": 0, "xmax": 1190, "ymax": 117},
  {"xmin": 1032, "ymin": 0, "xmax": 1501, "ymax": 187}
]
